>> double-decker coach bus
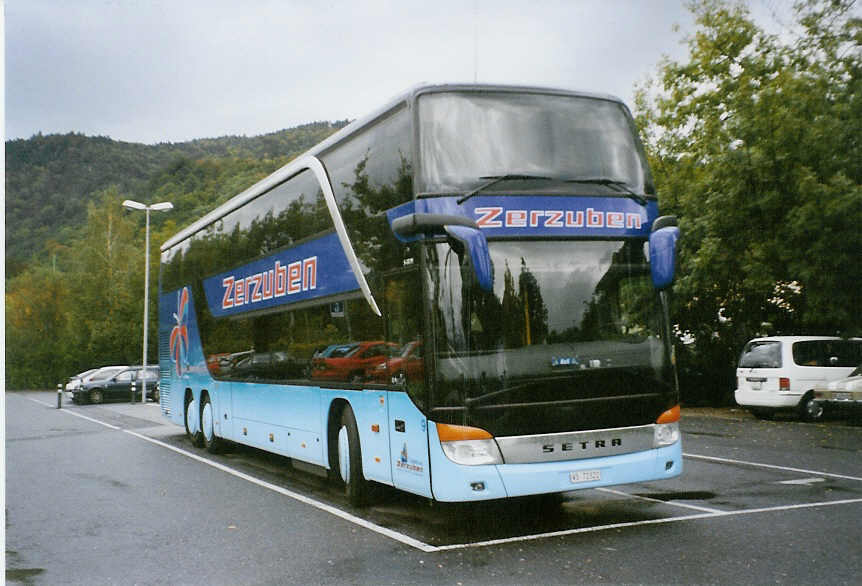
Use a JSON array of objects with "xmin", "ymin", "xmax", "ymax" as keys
[{"xmin": 159, "ymin": 84, "xmax": 682, "ymax": 505}]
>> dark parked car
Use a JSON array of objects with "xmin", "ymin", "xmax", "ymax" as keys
[{"xmin": 72, "ymin": 365, "xmax": 159, "ymax": 404}]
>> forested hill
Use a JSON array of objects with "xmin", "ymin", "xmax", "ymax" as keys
[{"xmin": 5, "ymin": 121, "xmax": 348, "ymax": 275}]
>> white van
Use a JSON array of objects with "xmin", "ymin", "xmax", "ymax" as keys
[{"xmin": 735, "ymin": 336, "xmax": 862, "ymax": 420}]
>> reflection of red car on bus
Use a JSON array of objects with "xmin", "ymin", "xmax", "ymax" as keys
[
  {"xmin": 370, "ymin": 341, "xmax": 424, "ymax": 384},
  {"xmin": 311, "ymin": 341, "xmax": 399, "ymax": 382}
]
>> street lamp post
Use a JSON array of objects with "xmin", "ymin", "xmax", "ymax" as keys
[{"xmin": 123, "ymin": 199, "xmax": 173, "ymax": 403}]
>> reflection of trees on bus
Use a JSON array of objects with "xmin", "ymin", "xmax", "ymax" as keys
[
  {"xmin": 570, "ymin": 244, "xmax": 653, "ymax": 343},
  {"xmin": 341, "ymin": 154, "xmax": 414, "ymax": 275},
  {"xmin": 446, "ymin": 255, "xmax": 550, "ymax": 355},
  {"xmin": 162, "ymin": 133, "xmax": 421, "ymax": 387}
]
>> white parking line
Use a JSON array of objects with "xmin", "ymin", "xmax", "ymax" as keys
[
  {"xmin": 20, "ymin": 395, "xmax": 862, "ymax": 553},
  {"xmin": 597, "ymin": 487, "xmax": 723, "ymax": 514},
  {"xmin": 434, "ymin": 497, "xmax": 862, "ymax": 551},
  {"xmin": 684, "ymin": 452, "xmax": 862, "ymax": 483},
  {"xmin": 25, "ymin": 396, "xmax": 122, "ymax": 430},
  {"xmin": 778, "ymin": 478, "xmax": 826, "ymax": 486}
]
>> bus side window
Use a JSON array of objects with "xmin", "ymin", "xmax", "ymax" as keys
[{"xmin": 383, "ymin": 267, "xmax": 426, "ymax": 405}]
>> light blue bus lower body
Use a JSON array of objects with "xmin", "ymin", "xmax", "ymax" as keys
[{"xmin": 161, "ymin": 376, "xmax": 682, "ymax": 503}]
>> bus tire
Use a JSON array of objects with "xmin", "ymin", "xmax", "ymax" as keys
[
  {"xmin": 185, "ymin": 394, "xmax": 204, "ymax": 447},
  {"xmin": 337, "ymin": 406, "xmax": 368, "ymax": 507},
  {"xmin": 201, "ymin": 394, "xmax": 224, "ymax": 454}
]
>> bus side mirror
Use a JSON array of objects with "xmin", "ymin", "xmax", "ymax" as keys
[
  {"xmin": 390, "ymin": 212, "xmax": 493, "ymax": 292},
  {"xmin": 444, "ymin": 225, "xmax": 493, "ymax": 292},
  {"xmin": 649, "ymin": 216, "xmax": 680, "ymax": 291}
]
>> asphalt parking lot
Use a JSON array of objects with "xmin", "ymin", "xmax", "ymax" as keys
[{"xmin": 6, "ymin": 391, "xmax": 862, "ymax": 584}]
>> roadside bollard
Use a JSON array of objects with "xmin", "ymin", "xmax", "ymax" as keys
[
  {"xmin": 131, "ymin": 380, "xmax": 136, "ymax": 403},
  {"xmin": 57, "ymin": 383, "xmax": 63, "ymax": 409}
]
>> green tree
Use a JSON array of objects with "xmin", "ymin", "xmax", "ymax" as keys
[
  {"xmin": 69, "ymin": 187, "xmax": 145, "ymax": 366},
  {"xmin": 634, "ymin": 0, "xmax": 861, "ymax": 403},
  {"xmin": 6, "ymin": 266, "xmax": 72, "ymax": 388}
]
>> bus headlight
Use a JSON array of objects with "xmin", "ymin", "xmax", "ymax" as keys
[
  {"xmin": 654, "ymin": 405, "xmax": 681, "ymax": 447},
  {"xmin": 437, "ymin": 423, "xmax": 503, "ymax": 466},
  {"xmin": 654, "ymin": 422, "xmax": 680, "ymax": 447}
]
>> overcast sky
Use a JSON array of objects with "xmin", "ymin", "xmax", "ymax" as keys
[{"xmin": 5, "ymin": 0, "xmax": 794, "ymax": 145}]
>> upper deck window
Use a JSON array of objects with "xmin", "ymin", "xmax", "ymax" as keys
[{"xmin": 418, "ymin": 91, "xmax": 654, "ymax": 196}]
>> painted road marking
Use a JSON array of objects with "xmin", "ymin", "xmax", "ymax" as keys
[
  {"xmin": 778, "ymin": 478, "xmax": 826, "ymax": 486},
  {"xmin": 17, "ymin": 395, "xmax": 862, "ymax": 553},
  {"xmin": 433, "ymin": 497, "xmax": 862, "ymax": 551},
  {"xmin": 597, "ymin": 487, "xmax": 723, "ymax": 514},
  {"xmin": 684, "ymin": 452, "xmax": 862, "ymax": 483}
]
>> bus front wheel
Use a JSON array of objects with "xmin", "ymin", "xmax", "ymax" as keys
[{"xmin": 337, "ymin": 406, "xmax": 368, "ymax": 507}]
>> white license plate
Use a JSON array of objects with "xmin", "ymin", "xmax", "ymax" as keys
[
  {"xmin": 751, "ymin": 381, "xmax": 762, "ymax": 390},
  {"xmin": 570, "ymin": 469, "xmax": 601, "ymax": 484},
  {"xmin": 834, "ymin": 392, "xmax": 852, "ymax": 401}
]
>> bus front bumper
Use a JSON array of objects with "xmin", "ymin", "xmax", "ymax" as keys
[{"xmin": 428, "ymin": 438, "xmax": 683, "ymax": 502}]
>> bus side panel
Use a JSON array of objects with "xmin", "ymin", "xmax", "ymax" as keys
[
  {"xmin": 320, "ymin": 389, "xmax": 393, "ymax": 486},
  {"xmin": 387, "ymin": 392, "xmax": 432, "ymax": 498},
  {"xmin": 231, "ymin": 381, "xmax": 324, "ymax": 465}
]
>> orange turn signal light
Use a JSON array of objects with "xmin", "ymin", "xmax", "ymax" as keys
[
  {"xmin": 656, "ymin": 405, "xmax": 681, "ymax": 424},
  {"xmin": 435, "ymin": 422, "xmax": 493, "ymax": 442}
]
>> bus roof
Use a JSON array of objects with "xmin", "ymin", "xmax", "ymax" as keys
[{"xmin": 160, "ymin": 83, "xmax": 624, "ymax": 252}]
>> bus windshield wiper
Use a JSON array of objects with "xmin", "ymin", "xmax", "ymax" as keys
[
  {"xmin": 457, "ymin": 174, "xmax": 555, "ymax": 205},
  {"xmin": 565, "ymin": 177, "xmax": 648, "ymax": 206},
  {"xmin": 464, "ymin": 381, "xmax": 537, "ymax": 406}
]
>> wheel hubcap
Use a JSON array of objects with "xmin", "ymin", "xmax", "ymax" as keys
[
  {"xmin": 186, "ymin": 400, "xmax": 198, "ymax": 434},
  {"xmin": 202, "ymin": 402, "xmax": 213, "ymax": 441},
  {"xmin": 338, "ymin": 425, "xmax": 350, "ymax": 483},
  {"xmin": 807, "ymin": 400, "xmax": 823, "ymax": 419}
]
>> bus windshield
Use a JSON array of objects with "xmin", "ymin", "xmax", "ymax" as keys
[
  {"xmin": 418, "ymin": 91, "xmax": 654, "ymax": 195},
  {"xmin": 426, "ymin": 239, "xmax": 672, "ymax": 435}
]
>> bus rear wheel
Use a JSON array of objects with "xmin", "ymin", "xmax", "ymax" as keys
[
  {"xmin": 185, "ymin": 395, "xmax": 204, "ymax": 447},
  {"xmin": 201, "ymin": 394, "xmax": 224, "ymax": 454},
  {"xmin": 337, "ymin": 406, "xmax": 368, "ymax": 507}
]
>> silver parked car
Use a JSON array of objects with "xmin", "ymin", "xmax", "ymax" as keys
[
  {"xmin": 814, "ymin": 364, "xmax": 862, "ymax": 418},
  {"xmin": 64, "ymin": 368, "xmax": 99, "ymax": 393}
]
